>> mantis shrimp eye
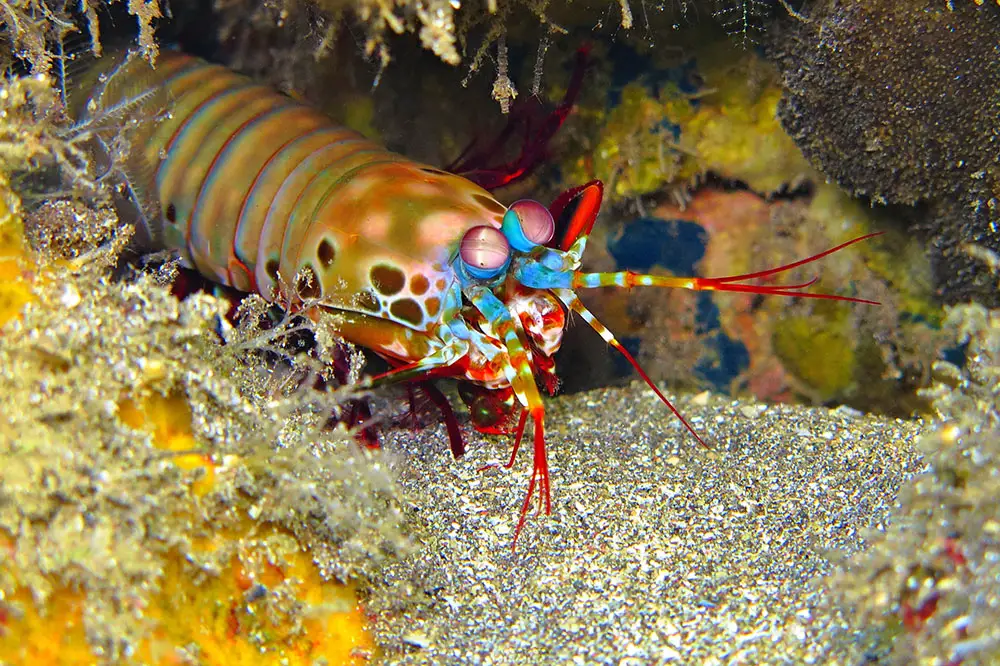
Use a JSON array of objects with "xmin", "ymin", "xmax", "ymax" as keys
[
  {"xmin": 503, "ymin": 199, "xmax": 555, "ymax": 251},
  {"xmin": 460, "ymin": 225, "xmax": 511, "ymax": 279}
]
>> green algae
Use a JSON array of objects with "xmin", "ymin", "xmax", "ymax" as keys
[
  {"xmin": 584, "ymin": 82, "xmax": 686, "ymax": 200},
  {"xmin": 771, "ymin": 312, "xmax": 856, "ymax": 402},
  {"xmin": 562, "ymin": 48, "xmax": 813, "ymax": 204}
]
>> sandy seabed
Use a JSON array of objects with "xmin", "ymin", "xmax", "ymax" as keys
[{"xmin": 369, "ymin": 384, "xmax": 925, "ymax": 665}]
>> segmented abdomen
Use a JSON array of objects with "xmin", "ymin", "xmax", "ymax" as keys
[
  {"xmin": 112, "ymin": 52, "xmax": 391, "ymax": 292},
  {"xmin": 87, "ymin": 51, "xmax": 507, "ymax": 335}
]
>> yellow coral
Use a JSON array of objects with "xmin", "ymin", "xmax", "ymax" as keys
[
  {"xmin": 573, "ymin": 83, "xmax": 685, "ymax": 200},
  {"xmin": 1, "ymin": 387, "xmax": 374, "ymax": 665},
  {"xmin": 139, "ymin": 530, "xmax": 374, "ymax": 666},
  {"xmin": 0, "ymin": 532, "xmax": 374, "ymax": 666},
  {"xmin": 340, "ymin": 94, "xmax": 382, "ymax": 142},
  {"xmin": 0, "ymin": 174, "xmax": 34, "ymax": 328},
  {"xmin": 564, "ymin": 48, "xmax": 815, "ymax": 202},
  {"xmin": 642, "ymin": 48, "xmax": 813, "ymax": 196},
  {"xmin": 0, "ymin": 577, "xmax": 94, "ymax": 665},
  {"xmin": 676, "ymin": 70, "xmax": 811, "ymax": 195},
  {"xmin": 119, "ymin": 391, "xmax": 219, "ymax": 497}
]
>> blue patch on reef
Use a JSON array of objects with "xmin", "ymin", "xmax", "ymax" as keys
[
  {"xmin": 607, "ymin": 217, "xmax": 750, "ymax": 393},
  {"xmin": 605, "ymin": 42, "xmax": 702, "ymax": 108},
  {"xmin": 941, "ymin": 342, "xmax": 968, "ymax": 369},
  {"xmin": 899, "ymin": 312, "xmax": 967, "ymax": 370},
  {"xmin": 607, "ymin": 217, "xmax": 707, "ymax": 274}
]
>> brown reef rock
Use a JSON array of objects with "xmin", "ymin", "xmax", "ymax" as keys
[{"xmin": 770, "ymin": 0, "xmax": 1000, "ymax": 306}]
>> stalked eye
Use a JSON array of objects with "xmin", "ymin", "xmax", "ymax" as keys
[
  {"xmin": 460, "ymin": 225, "xmax": 510, "ymax": 279},
  {"xmin": 502, "ymin": 199, "xmax": 555, "ymax": 252}
]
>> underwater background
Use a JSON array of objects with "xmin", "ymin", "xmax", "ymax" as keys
[{"xmin": 1, "ymin": 0, "xmax": 998, "ymax": 663}]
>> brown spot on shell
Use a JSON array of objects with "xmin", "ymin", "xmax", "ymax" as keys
[
  {"xmin": 390, "ymin": 298, "xmax": 424, "ymax": 326},
  {"xmin": 410, "ymin": 274, "xmax": 430, "ymax": 296},
  {"xmin": 435, "ymin": 278, "xmax": 447, "ymax": 291},
  {"xmin": 370, "ymin": 264, "xmax": 406, "ymax": 296},
  {"xmin": 425, "ymin": 297, "xmax": 440, "ymax": 318},
  {"xmin": 165, "ymin": 203, "xmax": 177, "ymax": 224},
  {"xmin": 265, "ymin": 258, "xmax": 280, "ymax": 282},
  {"xmin": 356, "ymin": 289, "xmax": 380, "ymax": 312},
  {"xmin": 317, "ymin": 238, "xmax": 337, "ymax": 267},
  {"xmin": 296, "ymin": 265, "xmax": 321, "ymax": 299},
  {"xmin": 472, "ymin": 193, "xmax": 507, "ymax": 216}
]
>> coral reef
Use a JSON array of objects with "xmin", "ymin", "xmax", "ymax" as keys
[
  {"xmin": 0, "ymin": 174, "xmax": 33, "ymax": 327},
  {"xmin": 771, "ymin": 0, "xmax": 1000, "ymax": 306},
  {"xmin": 0, "ymin": 74, "xmax": 81, "ymax": 193},
  {"xmin": 636, "ymin": 185, "xmax": 943, "ymax": 413},
  {"xmin": 560, "ymin": 46, "xmax": 812, "ymax": 204},
  {"xmin": 0, "ymin": 192, "xmax": 404, "ymax": 662},
  {"xmin": 551, "ymin": 47, "xmax": 943, "ymax": 414},
  {"xmin": 0, "ymin": 0, "xmax": 161, "ymax": 73},
  {"xmin": 0, "ymin": 0, "xmax": 807, "ymax": 124},
  {"xmin": 830, "ymin": 290, "xmax": 1000, "ymax": 665}
]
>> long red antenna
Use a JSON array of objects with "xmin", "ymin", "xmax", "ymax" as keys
[{"xmin": 572, "ymin": 232, "xmax": 884, "ymax": 306}]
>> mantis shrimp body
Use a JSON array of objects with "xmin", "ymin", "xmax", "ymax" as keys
[{"xmin": 74, "ymin": 51, "xmax": 880, "ymax": 545}]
